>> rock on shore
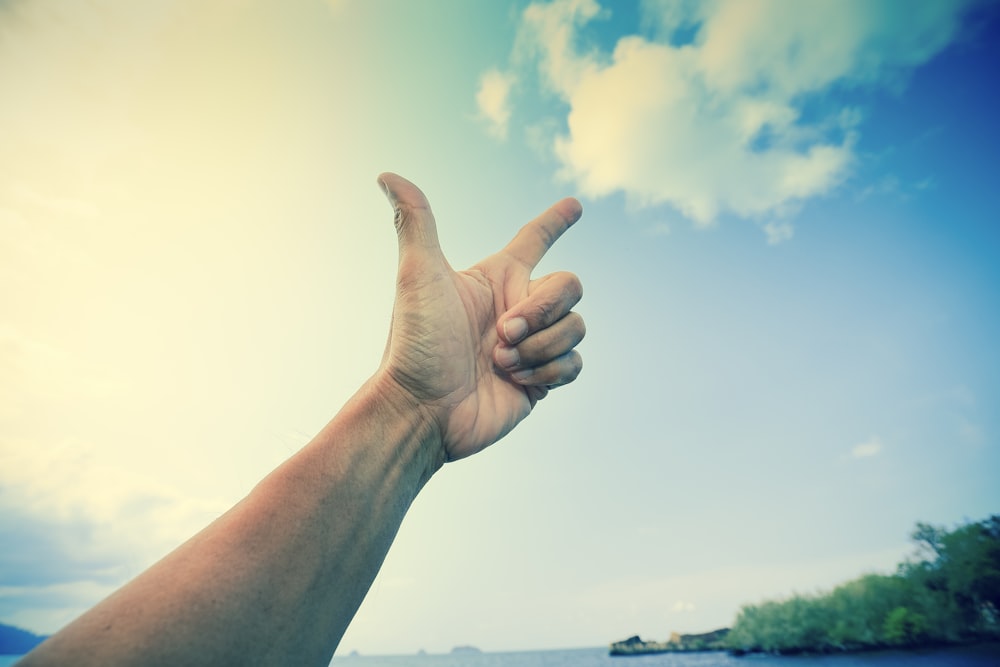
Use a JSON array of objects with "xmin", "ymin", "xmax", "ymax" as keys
[{"xmin": 610, "ymin": 628, "xmax": 730, "ymax": 656}]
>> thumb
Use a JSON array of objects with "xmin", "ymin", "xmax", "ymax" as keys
[{"xmin": 377, "ymin": 172, "xmax": 443, "ymax": 259}]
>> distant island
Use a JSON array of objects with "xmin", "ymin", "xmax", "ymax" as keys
[
  {"xmin": 0, "ymin": 622, "xmax": 47, "ymax": 655},
  {"xmin": 611, "ymin": 515, "xmax": 1000, "ymax": 657},
  {"xmin": 450, "ymin": 645, "xmax": 482, "ymax": 654}
]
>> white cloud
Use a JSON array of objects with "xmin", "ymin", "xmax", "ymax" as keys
[
  {"xmin": 0, "ymin": 437, "xmax": 229, "ymax": 631},
  {"xmin": 475, "ymin": 69, "xmax": 517, "ymax": 140},
  {"xmin": 0, "ymin": 581, "xmax": 118, "ymax": 635},
  {"xmin": 485, "ymin": 0, "xmax": 980, "ymax": 239},
  {"xmin": 513, "ymin": 0, "xmax": 603, "ymax": 96},
  {"xmin": 0, "ymin": 438, "xmax": 228, "ymax": 568},
  {"xmin": 851, "ymin": 436, "xmax": 883, "ymax": 459},
  {"xmin": 671, "ymin": 600, "xmax": 696, "ymax": 613},
  {"xmin": 763, "ymin": 220, "xmax": 794, "ymax": 245}
]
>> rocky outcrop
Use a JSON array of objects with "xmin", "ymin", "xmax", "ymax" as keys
[
  {"xmin": 609, "ymin": 635, "xmax": 673, "ymax": 656},
  {"xmin": 609, "ymin": 628, "xmax": 730, "ymax": 656}
]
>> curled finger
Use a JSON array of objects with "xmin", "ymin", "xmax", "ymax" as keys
[
  {"xmin": 498, "ymin": 271, "xmax": 583, "ymax": 345},
  {"xmin": 493, "ymin": 311, "xmax": 585, "ymax": 371},
  {"xmin": 508, "ymin": 349, "xmax": 583, "ymax": 389}
]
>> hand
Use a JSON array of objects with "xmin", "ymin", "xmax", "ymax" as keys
[{"xmin": 376, "ymin": 173, "xmax": 585, "ymax": 461}]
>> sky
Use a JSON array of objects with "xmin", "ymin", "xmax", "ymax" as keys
[{"xmin": 1, "ymin": 0, "xmax": 999, "ymax": 657}]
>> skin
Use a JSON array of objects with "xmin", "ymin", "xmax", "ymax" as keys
[{"xmin": 18, "ymin": 173, "xmax": 586, "ymax": 666}]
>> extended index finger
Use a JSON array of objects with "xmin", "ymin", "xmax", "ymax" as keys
[{"xmin": 503, "ymin": 197, "xmax": 583, "ymax": 270}]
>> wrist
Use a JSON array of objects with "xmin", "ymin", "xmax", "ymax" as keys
[{"xmin": 365, "ymin": 370, "xmax": 447, "ymax": 480}]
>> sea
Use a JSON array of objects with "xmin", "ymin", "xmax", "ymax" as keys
[
  {"xmin": 324, "ymin": 645, "xmax": 1000, "ymax": 667},
  {"xmin": 1, "ymin": 644, "xmax": 997, "ymax": 666}
]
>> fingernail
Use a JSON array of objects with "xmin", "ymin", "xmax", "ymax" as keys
[
  {"xmin": 495, "ymin": 346, "xmax": 519, "ymax": 369},
  {"xmin": 503, "ymin": 317, "xmax": 528, "ymax": 344},
  {"xmin": 377, "ymin": 175, "xmax": 395, "ymax": 203},
  {"xmin": 511, "ymin": 369, "xmax": 533, "ymax": 382}
]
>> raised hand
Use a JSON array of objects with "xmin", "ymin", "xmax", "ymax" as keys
[
  {"xmin": 377, "ymin": 173, "xmax": 585, "ymax": 461},
  {"xmin": 18, "ymin": 173, "xmax": 587, "ymax": 667}
]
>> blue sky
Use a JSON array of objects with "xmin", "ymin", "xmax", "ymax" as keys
[{"xmin": 1, "ymin": 0, "xmax": 998, "ymax": 656}]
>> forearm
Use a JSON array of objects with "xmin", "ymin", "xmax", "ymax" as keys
[
  {"xmin": 20, "ymin": 375, "xmax": 444, "ymax": 667},
  {"xmin": 17, "ymin": 172, "xmax": 585, "ymax": 665}
]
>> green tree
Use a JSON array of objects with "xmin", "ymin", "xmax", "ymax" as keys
[
  {"xmin": 903, "ymin": 514, "xmax": 1000, "ymax": 639},
  {"xmin": 940, "ymin": 517, "xmax": 1000, "ymax": 630},
  {"xmin": 883, "ymin": 606, "xmax": 929, "ymax": 645},
  {"xmin": 725, "ymin": 515, "xmax": 1000, "ymax": 654}
]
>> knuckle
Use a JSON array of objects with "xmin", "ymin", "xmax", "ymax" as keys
[
  {"xmin": 392, "ymin": 205, "xmax": 409, "ymax": 233},
  {"xmin": 556, "ymin": 351, "xmax": 583, "ymax": 385},
  {"xmin": 526, "ymin": 275, "xmax": 583, "ymax": 328},
  {"xmin": 532, "ymin": 221, "xmax": 558, "ymax": 251},
  {"xmin": 567, "ymin": 350, "xmax": 583, "ymax": 380},
  {"xmin": 519, "ymin": 312, "xmax": 585, "ymax": 366},
  {"xmin": 567, "ymin": 312, "xmax": 586, "ymax": 343},
  {"xmin": 557, "ymin": 271, "xmax": 583, "ymax": 303},
  {"xmin": 392, "ymin": 201, "xmax": 430, "ymax": 236},
  {"xmin": 529, "ymin": 298, "xmax": 558, "ymax": 327}
]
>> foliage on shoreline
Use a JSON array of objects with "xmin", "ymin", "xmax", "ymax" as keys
[{"xmin": 725, "ymin": 515, "xmax": 1000, "ymax": 655}]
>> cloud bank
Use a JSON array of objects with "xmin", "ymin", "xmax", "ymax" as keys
[
  {"xmin": 478, "ymin": 0, "xmax": 980, "ymax": 238},
  {"xmin": 0, "ymin": 438, "xmax": 228, "ymax": 632},
  {"xmin": 476, "ymin": 69, "xmax": 517, "ymax": 139}
]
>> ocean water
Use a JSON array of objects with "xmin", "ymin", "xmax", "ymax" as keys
[
  {"xmin": 333, "ymin": 648, "xmax": 728, "ymax": 666},
  {"xmin": 330, "ymin": 644, "xmax": 1000, "ymax": 667},
  {"xmin": 2, "ymin": 643, "xmax": 997, "ymax": 666}
]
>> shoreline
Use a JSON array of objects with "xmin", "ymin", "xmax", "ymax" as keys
[
  {"xmin": 728, "ymin": 638, "xmax": 1000, "ymax": 658},
  {"xmin": 609, "ymin": 633, "xmax": 1000, "ymax": 659}
]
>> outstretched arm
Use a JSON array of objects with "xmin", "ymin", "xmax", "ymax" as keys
[{"xmin": 19, "ymin": 173, "xmax": 585, "ymax": 666}]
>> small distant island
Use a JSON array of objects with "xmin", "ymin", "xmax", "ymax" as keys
[
  {"xmin": 0, "ymin": 622, "xmax": 48, "ymax": 655},
  {"xmin": 611, "ymin": 515, "xmax": 1000, "ymax": 657},
  {"xmin": 450, "ymin": 645, "xmax": 482, "ymax": 654}
]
